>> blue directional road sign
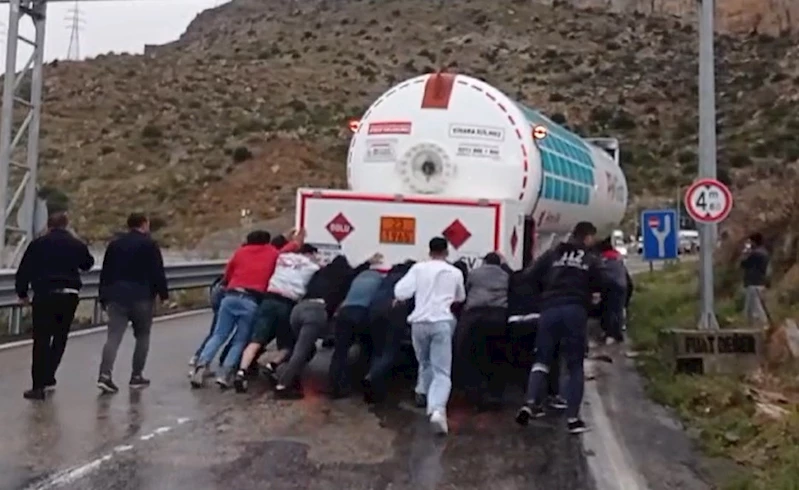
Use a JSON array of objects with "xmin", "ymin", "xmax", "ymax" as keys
[{"xmin": 641, "ymin": 209, "xmax": 678, "ymax": 261}]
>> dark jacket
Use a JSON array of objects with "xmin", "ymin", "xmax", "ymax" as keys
[
  {"xmin": 522, "ymin": 240, "xmax": 604, "ymax": 311},
  {"xmin": 99, "ymin": 229, "xmax": 168, "ymax": 304},
  {"xmin": 15, "ymin": 228, "xmax": 95, "ymax": 298},
  {"xmin": 304, "ymin": 255, "xmax": 371, "ymax": 318},
  {"xmin": 508, "ymin": 269, "xmax": 540, "ymax": 317},
  {"xmin": 740, "ymin": 246, "xmax": 769, "ymax": 287},
  {"xmin": 369, "ymin": 261, "xmax": 415, "ymax": 315}
]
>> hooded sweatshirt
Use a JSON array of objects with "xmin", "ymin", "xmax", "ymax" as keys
[{"xmin": 600, "ymin": 249, "xmax": 628, "ymax": 291}]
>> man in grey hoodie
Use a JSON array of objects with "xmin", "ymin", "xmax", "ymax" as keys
[{"xmin": 459, "ymin": 252, "xmax": 513, "ymax": 409}]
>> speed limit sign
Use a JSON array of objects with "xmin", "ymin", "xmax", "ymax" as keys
[{"xmin": 684, "ymin": 178, "xmax": 733, "ymax": 223}]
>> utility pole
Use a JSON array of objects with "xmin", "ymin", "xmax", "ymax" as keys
[
  {"xmin": 0, "ymin": 0, "xmax": 47, "ymax": 267},
  {"xmin": 697, "ymin": 0, "xmax": 720, "ymax": 330},
  {"xmin": 66, "ymin": 0, "xmax": 84, "ymax": 60}
]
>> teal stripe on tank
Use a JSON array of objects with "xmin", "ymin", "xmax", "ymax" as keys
[{"xmin": 515, "ymin": 102, "xmax": 594, "ymax": 206}]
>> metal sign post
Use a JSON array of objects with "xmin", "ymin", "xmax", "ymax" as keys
[
  {"xmin": 695, "ymin": 0, "xmax": 719, "ymax": 330},
  {"xmin": 684, "ymin": 178, "xmax": 733, "ymax": 330}
]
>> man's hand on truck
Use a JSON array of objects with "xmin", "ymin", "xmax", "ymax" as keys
[{"xmin": 367, "ymin": 252, "xmax": 384, "ymax": 265}]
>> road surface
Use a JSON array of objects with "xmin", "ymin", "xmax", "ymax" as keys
[
  {"xmin": 0, "ymin": 312, "xmax": 593, "ymax": 490},
  {"xmin": 0, "ymin": 255, "xmax": 708, "ymax": 490}
]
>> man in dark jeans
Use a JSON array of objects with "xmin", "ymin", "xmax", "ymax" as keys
[
  {"xmin": 362, "ymin": 260, "xmax": 415, "ymax": 404},
  {"xmin": 459, "ymin": 252, "xmax": 512, "ymax": 409},
  {"xmin": 328, "ymin": 264, "xmax": 385, "ymax": 398},
  {"xmin": 516, "ymin": 221, "xmax": 604, "ymax": 434},
  {"xmin": 15, "ymin": 212, "xmax": 95, "ymax": 400},
  {"xmin": 97, "ymin": 212, "xmax": 168, "ymax": 394}
]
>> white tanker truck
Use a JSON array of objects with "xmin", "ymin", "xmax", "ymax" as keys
[{"xmin": 296, "ymin": 72, "xmax": 628, "ymax": 270}]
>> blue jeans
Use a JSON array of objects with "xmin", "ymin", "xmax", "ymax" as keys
[
  {"xmin": 525, "ymin": 304, "xmax": 587, "ymax": 419},
  {"xmin": 411, "ymin": 319, "xmax": 456, "ymax": 415},
  {"xmin": 197, "ymin": 294, "xmax": 258, "ymax": 372}
]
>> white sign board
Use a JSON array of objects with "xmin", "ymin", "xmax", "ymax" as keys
[{"xmin": 684, "ymin": 178, "xmax": 733, "ymax": 224}]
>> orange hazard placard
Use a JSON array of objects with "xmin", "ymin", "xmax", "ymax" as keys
[{"xmin": 379, "ymin": 216, "xmax": 416, "ymax": 245}]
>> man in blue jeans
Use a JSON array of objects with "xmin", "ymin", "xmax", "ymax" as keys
[
  {"xmin": 515, "ymin": 221, "xmax": 603, "ymax": 434},
  {"xmin": 394, "ymin": 237, "xmax": 466, "ymax": 435}
]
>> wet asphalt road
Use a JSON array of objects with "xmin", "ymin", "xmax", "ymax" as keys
[{"xmin": 0, "ymin": 312, "xmax": 593, "ymax": 490}]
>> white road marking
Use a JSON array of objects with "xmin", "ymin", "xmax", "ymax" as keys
[
  {"xmin": 24, "ymin": 417, "xmax": 191, "ymax": 490},
  {"xmin": 582, "ymin": 366, "xmax": 649, "ymax": 490}
]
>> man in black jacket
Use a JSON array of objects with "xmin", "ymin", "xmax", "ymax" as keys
[
  {"xmin": 15, "ymin": 212, "xmax": 95, "ymax": 400},
  {"xmin": 97, "ymin": 212, "xmax": 168, "ymax": 394},
  {"xmin": 515, "ymin": 221, "xmax": 603, "ymax": 434}
]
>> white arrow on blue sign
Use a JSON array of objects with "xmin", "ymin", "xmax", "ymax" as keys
[{"xmin": 641, "ymin": 209, "xmax": 678, "ymax": 261}]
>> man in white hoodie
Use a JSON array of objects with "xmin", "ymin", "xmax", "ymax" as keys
[
  {"xmin": 233, "ymin": 244, "xmax": 320, "ymax": 392},
  {"xmin": 394, "ymin": 237, "xmax": 466, "ymax": 435}
]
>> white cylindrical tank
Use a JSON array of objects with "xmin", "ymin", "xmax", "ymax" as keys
[{"xmin": 346, "ymin": 73, "xmax": 628, "ymax": 236}]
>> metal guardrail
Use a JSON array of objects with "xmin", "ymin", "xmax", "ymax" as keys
[{"xmin": 0, "ymin": 261, "xmax": 227, "ymax": 335}]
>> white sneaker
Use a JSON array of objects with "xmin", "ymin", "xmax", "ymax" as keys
[
  {"xmin": 430, "ymin": 410, "xmax": 448, "ymax": 435},
  {"xmin": 605, "ymin": 337, "xmax": 617, "ymax": 346}
]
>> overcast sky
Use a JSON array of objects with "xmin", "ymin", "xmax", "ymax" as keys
[{"xmin": 0, "ymin": 0, "xmax": 227, "ymax": 70}]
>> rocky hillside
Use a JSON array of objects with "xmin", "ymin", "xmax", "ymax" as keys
[
  {"xmin": 25, "ymin": 0, "xmax": 798, "ymax": 246},
  {"xmin": 546, "ymin": 0, "xmax": 798, "ymax": 36}
]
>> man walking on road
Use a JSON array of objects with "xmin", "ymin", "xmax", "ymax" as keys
[
  {"xmin": 97, "ymin": 213, "xmax": 168, "ymax": 394},
  {"xmin": 515, "ymin": 221, "xmax": 603, "ymax": 434},
  {"xmin": 394, "ymin": 237, "xmax": 466, "ymax": 435},
  {"xmin": 15, "ymin": 212, "xmax": 95, "ymax": 400}
]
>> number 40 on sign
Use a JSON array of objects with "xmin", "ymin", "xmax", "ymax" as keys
[{"xmin": 684, "ymin": 178, "xmax": 733, "ymax": 224}]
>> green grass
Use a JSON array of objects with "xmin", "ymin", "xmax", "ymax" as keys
[{"xmin": 628, "ymin": 263, "xmax": 799, "ymax": 489}]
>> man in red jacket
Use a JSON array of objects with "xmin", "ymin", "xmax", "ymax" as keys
[{"xmin": 190, "ymin": 228, "xmax": 304, "ymax": 388}]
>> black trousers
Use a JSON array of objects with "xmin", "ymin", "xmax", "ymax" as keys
[
  {"xmin": 328, "ymin": 305, "xmax": 370, "ymax": 393},
  {"xmin": 31, "ymin": 292, "xmax": 80, "ymax": 390},
  {"xmin": 459, "ymin": 307, "xmax": 509, "ymax": 401}
]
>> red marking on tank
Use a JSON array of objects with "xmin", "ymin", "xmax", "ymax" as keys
[
  {"xmin": 354, "ymin": 78, "xmax": 533, "ymax": 203},
  {"xmin": 507, "ymin": 115, "xmax": 516, "ymax": 125},
  {"xmin": 421, "ymin": 73, "xmax": 456, "ymax": 109},
  {"xmin": 522, "ymin": 176, "xmax": 528, "ymax": 187}
]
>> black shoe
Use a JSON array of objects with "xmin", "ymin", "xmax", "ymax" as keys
[
  {"xmin": 361, "ymin": 378, "xmax": 375, "ymax": 404},
  {"xmin": 414, "ymin": 392, "xmax": 427, "ymax": 409},
  {"xmin": 129, "ymin": 375, "xmax": 151, "ymax": 388},
  {"xmin": 24, "ymin": 388, "xmax": 45, "ymax": 400},
  {"xmin": 44, "ymin": 380, "xmax": 57, "ymax": 392},
  {"xmin": 97, "ymin": 376, "xmax": 119, "ymax": 394},
  {"xmin": 274, "ymin": 385, "xmax": 303, "ymax": 400},
  {"xmin": 233, "ymin": 370, "xmax": 248, "ymax": 393},
  {"xmin": 567, "ymin": 419, "xmax": 590, "ymax": 434},
  {"xmin": 515, "ymin": 404, "xmax": 545, "ymax": 426},
  {"xmin": 547, "ymin": 395, "xmax": 568, "ymax": 410},
  {"xmin": 246, "ymin": 363, "xmax": 259, "ymax": 376},
  {"xmin": 321, "ymin": 337, "xmax": 335, "ymax": 349}
]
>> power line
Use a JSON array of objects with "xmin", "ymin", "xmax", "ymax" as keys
[{"xmin": 65, "ymin": 0, "xmax": 85, "ymax": 60}]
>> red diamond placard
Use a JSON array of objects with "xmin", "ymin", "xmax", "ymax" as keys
[
  {"xmin": 442, "ymin": 219, "xmax": 471, "ymax": 250},
  {"xmin": 510, "ymin": 227, "xmax": 518, "ymax": 255},
  {"xmin": 326, "ymin": 212, "xmax": 354, "ymax": 243}
]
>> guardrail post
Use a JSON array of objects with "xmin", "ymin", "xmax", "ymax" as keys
[
  {"xmin": 92, "ymin": 299, "xmax": 104, "ymax": 325},
  {"xmin": 9, "ymin": 306, "xmax": 20, "ymax": 335}
]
